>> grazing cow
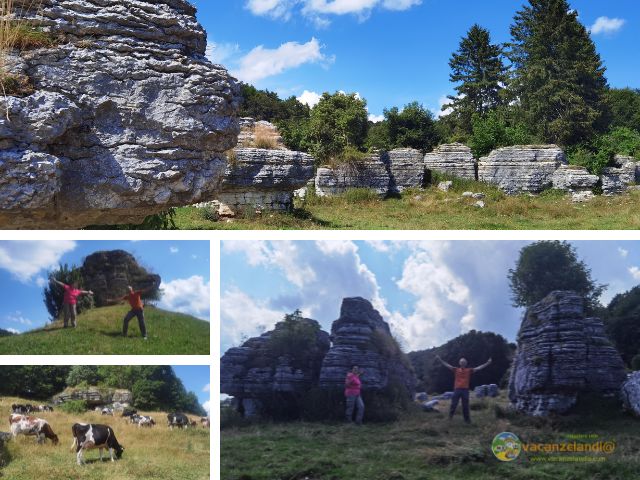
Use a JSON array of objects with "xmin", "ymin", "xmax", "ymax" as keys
[
  {"xmin": 167, "ymin": 413, "xmax": 189, "ymax": 430},
  {"xmin": 121, "ymin": 408, "xmax": 137, "ymax": 418},
  {"xmin": 137, "ymin": 416, "xmax": 155, "ymax": 428},
  {"xmin": 101, "ymin": 408, "xmax": 114, "ymax": 416},
  {"xmin": 200, "ymin": 417, "xmax": 210, "ymax": 428},
  {"xmin": 189, "ymin": 420, "xmax": 197, "ymax": 428},
  {"xmin": 71, "ymin": 423, "xmax": 124, "ymax": 465},
  {"xmin": 9, "ymin": 414, "xmax": 59, "ymax": 444},
  {"xmin": 11, "ymin": 404, "xmax": 29, "ymax": 414},
  {"xmin": 37, "ymin": 405, "xmax": 53, "ymax": 412}
]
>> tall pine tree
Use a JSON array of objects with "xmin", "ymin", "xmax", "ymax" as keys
[
  {"xmin": 508, "ymin": 0, "xmax": 610, "ymax": 146},
  {"xmin": 446, "ymin": 24, "xmax": 507, "ymax": 135}
]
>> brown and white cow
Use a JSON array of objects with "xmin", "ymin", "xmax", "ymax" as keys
[
  {"xmin": 9, "ymin": 414, "xmax": 59, "ymax": 444},
  {"xmin": 71, "ymin": 423, "xmax": 124, "ymax": 465},
  {"xmin": 200, "ymin": 417, "xmax": 210, "ymax": 428}
]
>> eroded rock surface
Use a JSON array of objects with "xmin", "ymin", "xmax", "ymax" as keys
[
  {"xmin": 385, "ymin": 148, "xmax": 425, "ymax": 193},
  {"xmin": 478, "ymin": 145, "xmax": 566, "ymax": 194},
  {"xmin": 81, "ymin": 250, "xmax": 161, "ymax": 307},
  {"xmin": 53, "ymin": 388, "xmax": 132, "ymax": 407},
  {"xmin": 0, "ymin": 0, "xmax": 239, "ymax": 229},
  {"xmin": 315, "ymin": 155, "xmax": 390, "ymax": 197},
  {"xmin": 508, "ymin": 291, "xmax": 626, "ymax": 416},
  {"xmin": 621, "ymin": 372, "xmax": 640, "ymax": 417},
  {"xmin": 551, "ymin": 165, "xmax": 598, "ymax": 202},
  {"xmin": 424, "ymin": 143, "xmax": 476, "ymax": 181},
  {"xmin": 601, "ymin": 156, "xmax": 639, "ymax": 196}
]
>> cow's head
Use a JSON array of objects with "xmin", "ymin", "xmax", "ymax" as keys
[
  {"xmin": 51, "ymin": 433, "xmax": 60, "ymax": 445},
  {"xmin": 115, "ymin": 444, "xmax": 124, "ymax": 459}
]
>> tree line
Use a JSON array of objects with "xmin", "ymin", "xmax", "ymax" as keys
[
  {"xmin": 0, "ymin": 365, "xmax": 206, "ymax": 416},
  {"xmin": 239, "ymin": 0, "xmax": 639, "ymax": 174}
]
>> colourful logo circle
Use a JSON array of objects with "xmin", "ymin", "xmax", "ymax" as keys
[{"xmin": 491, "ymin": 432, "xmax": 522, "ymax": 462}]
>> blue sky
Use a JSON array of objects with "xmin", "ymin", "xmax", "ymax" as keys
[
  {"xmin": 220, "ymin": 240, "xmax": 640, "ymax": 354},
  {"xmin": 0, "ymin": 241, "xmax": 210, "ymax": 333},
  {"xmin": 173, "ymin": 365, "xmax": 211, "ymax": 414},
  {"xmin": 197, "ymin": 0, "xmax": 639, "ymax": 121}
]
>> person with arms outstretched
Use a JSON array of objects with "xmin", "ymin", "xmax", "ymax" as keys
[
  {"xmin": 436, "ymin": 355, "xmax": 492, "ymax": 424},
  {"xmin": 49, "ymin": 277, "xmax": 93, "ymax": 328},
  {"xmin": 107, "ymin": 285, "xmax": 154, "ymax": 340}
]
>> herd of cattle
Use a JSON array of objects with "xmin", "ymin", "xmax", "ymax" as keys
[{"xmin": 6, "ymin": 403, "xmax": 210, "ymax": 465}]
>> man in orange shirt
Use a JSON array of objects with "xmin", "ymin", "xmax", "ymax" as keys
[
  {"xmin": 436, "ymin": 355, "xmax": 492, "ymax": 424},
  {"xmin": 108, "ymin": 285, "xmax": 154, "ymax": 340}
]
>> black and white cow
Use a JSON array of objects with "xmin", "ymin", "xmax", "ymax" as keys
[
  {"xmin": 167, "ymin": 413, "xmax": 189, "ymax": 429},
  {"xmin": 11, "ymin": 404, "xmax": 31, "ymax": 414},
  {"xmin": 101, "ymin": 407, "xmax": 114, "ymax": 416},
  {"xmin": 9, "ymin": 414, "xmax": 59, "ymax": 444},
  {"xmin": 137, "ymin": 416, "xmax": 155, "ymax": 428},
  {"xmin": 37, "ymin": 405, "xmax": 54, "ymax": 412},
  {"xmin": 71, "ymin": 424, "xmax": 124, "ymax": 465}
]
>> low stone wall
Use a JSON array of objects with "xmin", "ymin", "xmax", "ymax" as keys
[
  {"xmin": 315, "ymin": 155, "xmax": 390, "ymax": 197},
  {"xmin": 551, "ymin": 165, "xmax": 599, "ymax": 202},
  {"xmin": 602, "ymin": 156, "xmax": 638, "ymax": 196},
  {"xmin": 385, "ymin": 148, "xmax": 426, "ymax": 193},
  {"xmin": 424, "ymin": 143, "xmax": 476, "ymax": 180},
  {"xmin": 478, "ymin": 145, "xmax": 567, "ymax": 194}
]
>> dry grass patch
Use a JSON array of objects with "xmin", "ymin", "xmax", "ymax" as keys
[{"xmin": 252, "ymin": 123, "xmax": 280, "ymax": 150}]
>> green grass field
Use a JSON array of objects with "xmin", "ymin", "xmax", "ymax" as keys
[
  {"xmin": 174, "ymin": 181, "xmax": 640, "ymax": 230},
  {"xmin": 221, "ymin": 394, "xmax": 640, "ymax": 480},
  {"xmin": 0, "ymin": 305, "xmax": 210, "ymax": 355},
  {"xmin": 0, "ymin": 396, "xmax": 209, "ymax": 480}
]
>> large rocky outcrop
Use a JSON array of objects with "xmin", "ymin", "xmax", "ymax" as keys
[
  {"xmin": 0, "ymin": 0, "xmax": 239, "ymax": 229},
  {"xmin": 315, "ymin": 154, "xmax": 390, "ymax": 197},
  {"xmin": 53, "ymin": 387, "xmax": 132, "ymax": 407},
  {"xmin": 81, "ymin": 250, "xmax": 161, "ymax": 307},
  {"xmin": 385, "ymin": 148, "xmax": 426, "ymax": 193},
  {"xmin": 508, "ymin": 291, "xmax": 626, "ymax": 416},
  {"xmin": 478, "ymin": 145, "xmax": 567, "ymax": 194},
  {"xmin": 551, "ymin": 165, "xmax": 598, "ymax": 202},
  {"xmin": 220, "ymin": 298, "xmax": 416, "ymax": 418},
  {"xmin": 212, "ymin": 148, "xmax": 315, "ymax": 215},
  {"xmin": 220, "ymin": 316, "xmax": 331, "ymax": 417},
  {"xmin": 424, "ymin": 143, "xmax": 477, "ymax": 181},
  {"xmin": 601, "ymin": 156, "xmax": 639, "ymax": 196},
  {"xmin": 621, "ymin": 372, "xmax": 640, "ymax": 417},
  {"xmin": 319, "ymin": 297, "xmax": 416, "ymax": 394}
]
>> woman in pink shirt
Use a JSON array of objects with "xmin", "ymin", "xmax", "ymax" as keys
[
  {"xmin": 345, "ymin": 365, "xmax": 365, "ymax": 424},
  {"xmin": 50, "ymin": 277, "xmax": 93, "ymax": 328}
]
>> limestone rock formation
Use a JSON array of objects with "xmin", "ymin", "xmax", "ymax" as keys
[
  {"xmin": 621, "ymin": 372, "xmax": 640, "ymax": 417},
  {"xmin": 53, "ymin": 387, "xmax": 133, "ymax": 407},
  {"xmin": 0, "ymin": 0, "xmax": 239, "ymax": 229},
  {"xmin": 220, "ymin": 316, "xmax": 330, "ymax": 418},
  {"xmin": 601, "ymin": 156, "xmax": 639, "ymax": 196},
  {"xmin": 237, "ymin": 118, "xmax": 286, "ymax": 150},
  {"xmin": 318, "ymin": 297, "xmax": 416, "ymax": 394},
  {"xmin": 315, "ymin": 155, "xmax": 390, "ymax": 197},
  {"xmin": 478, "ymin": 145, "xmax": 567, "ymax": 195},
  {"xmin": 385, "ymin": 148, "xmax": 426, "ymax": 193},
  {"xmin": 551, "ymin": 165, "xmax": 598, "ymax": 202},
  {"xmin": 508, "ymin": 291, "xmax": 626, "ymax": 416},
  {"xmin": 213, "ymin": 148, "xmax": 315, "ymax": 214},
  {"xmin": 81, "ymin": 250, "xmax": 161, "ymax": 307},
  {"xmin": 424, "ymin": 144, "xmax": 477, "ymax": 181}
]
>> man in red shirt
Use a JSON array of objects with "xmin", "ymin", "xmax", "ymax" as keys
[
  {"xmin": 436, "ymin": 355, "xmax": 492, "ymax": 424},
  {"xmin": 345, "ymin": 365, "xmax": 365, "ymax": 425},
  {"xmin": 108, "ymin": 285, "xmax": 154, "ymax": 340},
  {"xmin": 49, "ymin": 277, "xmax": 94, "ymax": 328}
]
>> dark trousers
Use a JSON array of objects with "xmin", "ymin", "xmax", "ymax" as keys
[
  {"xmin": 449, "ymin": 388, "xmax": 470, "ymax": 422},
  {"xmin": 123, "ymin": 309, "xmax": 147, "ymax": 337}
]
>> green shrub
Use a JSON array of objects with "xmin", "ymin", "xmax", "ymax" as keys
[
  {"xmin": 58, "ymin": 400, "xmax": 88, "ymax": 414},
  {"xmin": 469, "ymin": 111, "xmax": 539, "ymax": 158},
  {"xmin": 220, "ymin": 406, "xmax": 250, "ymax": 429},
  {"xmin": 200, "ymin": 205, "xmax": 219, "ymax": 222}
]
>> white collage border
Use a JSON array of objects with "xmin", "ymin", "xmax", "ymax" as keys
[{"xmin": 3, "ymin": 228, "xmax": 640, "ymax": 479}]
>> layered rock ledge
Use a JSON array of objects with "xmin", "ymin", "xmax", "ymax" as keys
[
  {"xmin": 424, "ymin": 143, "xmax": 476, "ymax": 181},
  {"xmin": 0, "ymin": 0, "xmax": 239, "ymax": 229}
]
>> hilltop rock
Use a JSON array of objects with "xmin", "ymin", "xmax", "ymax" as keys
[
  {"xmin": 551, "ymin": 165, "xmax": 598, "ymax": 201},
  {"xmin": 318, "ymin": 297, "xmax": 416, "ymax": 394},
  {"xmin": 53, "ymin": 387, "xmax": 132, "ymax": 407},
  {"xmin": 508, "ymin": 291, "xmax": 626, "ymax": 416},
  {"xmin": 0, "ymin": 0, "xmax": 239, "ymax": 229},
  {"xmin": 81, "ymin": 250, "xmax": 161, "ymax": 307},
  {"xmin": 478, "ymin": 145, "xmax": 566, "ymax": 195},
  {"xmin": 315, "ymin": 155, "xmax": 390, "ymax": 197},
  {"xmin": 212, "ymin": 148, "xmax": 315, "ymax": 215},
  {"xmin": 220, "ymin": 316, "xmax": 330, "ymax": 418},
  {"xmin": 621, "ymin": 372, "xmax": 640, "ymax": 417},
  {"xmin": 385, "ymin": 148, "xmax": 426, "ymax": 193},
  {"xmin": 424, "ymin": 144, "xmax": 477, "ymax": 181},
  {"xmin": 601, "ymin": 156, "xmax": 639, "ymax": 196}
]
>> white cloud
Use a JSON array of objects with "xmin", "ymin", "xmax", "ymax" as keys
[
  {"xmin": 590, "ymin": 16, "xmax": 625, "ymax": 35},
  {"xmin": 206, "ymin": 42, "xmax": 241, "ymax": 64},
  {"xmin": 231, "ymin": 38, "xmax": 331, "ymax": 84},
  {"xmin": 159, "ymin": 276, "xmax": 210, "ymax": 320},
  {"xmin": 203, "ymin": 383, "xmax": 210, "ymax": 392},
  {"xmin": 434, "ymin": 95, "xmax": 454, "ymax": 118},
  {"xmin": 35, "ymin": 276, "xmax": 47, "ymax": 287},
  {"xmin": 202, "ymin": 400, "xmax": 211, "ymax": 413},
  {"xmin": 6, "ymin": 311, "xmax": 32, "ymax": 326},
  {"xmin": 297, "ymin": 90, "xmax": 322, "ymax": 108},
  {"xmin": 170, "ymin": 246, "xmax": 179, "ymax": 254},
  {"xmin": 629, "ymin": 266, "xmax": 640, "ymax": 280},
  {"xmin": 618, "ymin": 247, "xmax": 629, "ymax": 258},
  {"xmin": 6, "ymin": 328, "xmax": 20, "ymax": 335},
  {"xmin": 246, "ymin": 0, "xmax": 421, "ymax": 24},
  {"xmin": 368, "ymin": 113, "xmax": 384, "ymax": 123},
  {"xmin": 0, "ymin": 241, "xmax": 76, "ymax": 283}
]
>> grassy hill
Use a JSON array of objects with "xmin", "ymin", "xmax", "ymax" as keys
[
  {"xmin": 0, "ymin": 396, "xmax": 209, "ymax": 480},
  {"xmin": 221, "ymin": 393, "xmax": 639, "ymax": 480},
  {"xmin": 173, "ymin": 181, "xmax": 640, "ymax": 230},
  {"xmin": 0, "ymin": 305, "xmax": 209, "ymax": 355}
]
